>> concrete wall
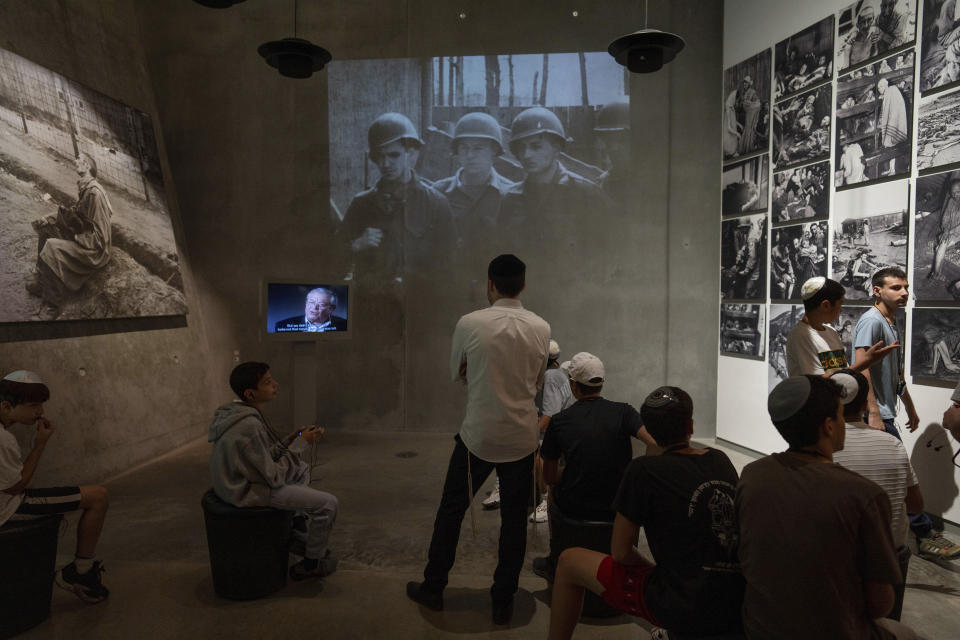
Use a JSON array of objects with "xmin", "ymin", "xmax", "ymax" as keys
[
  {"xmin": 0, "ymin": 1, "xmax": 229, "ymax": 484},
  {"xmin": 136, "ymin": 0, "xmax": 723, "ymax": 437}
]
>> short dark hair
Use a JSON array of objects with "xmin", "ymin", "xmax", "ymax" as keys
[
  {"xmin": 488, "ymin": 254, "xmax": 525, "ymax": 297},
  {"xmin": 573, "ymin": 380, "xmax": 603, "ymax": 396},
  {"xmin": 640, "ymin": 387, "xmax": 694, "ymax": 446},
  {"xmin": 872, "ymin": 267, "xmax": 907, "ymax": 296},
  {"xmin": 835, "ymin": 368, "xmax": 869, "ymax": 418},
  {"xmin": 230, "ymin": 362, "xmax": 270, "ymax": 401},
  {"xmin": 772, "ymin": 375, "xmax": 842, "ymax": 448},
  {"xmin": 803, "ymin": 278, "xmax": 845, "ymax": 313},
  {"xmin": 0, "ymin": 379, "xmax": 50, "ymax": 407}
]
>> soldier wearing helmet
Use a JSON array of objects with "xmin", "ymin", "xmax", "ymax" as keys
[
  {"xmin": 433, "ymin": 112, "xmax": 517, "ymax": 251},
  {"xmin": 593, "ymin": 101, "xmax": 631, "ymax": 208},
  {"xmin": 501, "ymin": 107, "xmax": 606, "ymax": 245},
  {"xmin": 338, "ymin": 112, "xmax": 453, "ymax": 283}
]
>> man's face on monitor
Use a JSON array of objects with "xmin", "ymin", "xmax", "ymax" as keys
[
  {"xmin": 515, "ymin": 134, "xmax": 560, "ymax": 177},
  {"xmin": 373, "ymin": 141, "xmax": 415, "ymax": 182},
  {"xmin": 456, "ymin": 138, "xmax": 497, "ymax": 180},
  {"xmin": 305, "ymin": 292, "xmax": 334, "ymax": 324}
]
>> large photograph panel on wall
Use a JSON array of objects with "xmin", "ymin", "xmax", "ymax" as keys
[
  {"xmin": 0, "ymin": 48, "xmax": 186, "ymax": 322},
  {"xmin": 775, "ymin": 16, "xmax": 835, "ymax": 102},
  {"xmin": 720, "ymin": 303, "xmax": 766, "ymax": 359},
  {"xmin": 772, "ymin": 161, "xmax": 829, "ymax": 225},
  {"xmin": 836, "ymin": 0, "xmax": 917, "ymax": 74},
  {"xmin": 911, "ymin": 308, "xmax": 960, "ymax": 386},
  {"xmin": 832, "ymin": 180, "xmax": 910, "ymax": 300},
  {"xmin": 768, "ymin": 303, "xmax": 804, "ymax": 390},
  {"xmin": 913, "ymin": 170, "xmax": 960, "ymax": 301},
  {"xmin": 721, "ymin": 213, "xmax": 767, "ymax": 301},
  {"xmin": 723, "ymin": 50, "xmax": 771, "ymax": 162},
  {"xmin": 835, "ymin": 51, "xmax": 914, "ymax": 188},
  {"xmin": 773, "ymin": 85, "xmax": 832, "ymax": 170},
  {"xmin": 722, "ymin": 155, "xmax": 768, "ymax": 216},
  {"xmin": 770, "ymin": 221, "xmax": 829, "ymax": 301},
  {"xmin": 918, "ymin": 87, "xmax": 960, "ymax": 171},
  {"xmin": 920, "ymin": 0, "xmax": 960, "ymax": 95}
]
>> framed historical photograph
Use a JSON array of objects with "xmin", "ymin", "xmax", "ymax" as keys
[
  {"xmin": 772, "ymin": 161, "xmax": 830, "ymax": 225},
  {"xmin": 773, "ymin": 85, "xmax": 832, "ymax": 170},
  {"xmin": 835, "ymin": 51, "xmax": 914, "ymax": 188},
  {"xmin": 722, "ymin": 154, "xmax": 769, "ymax": 216},
  {"xmin": 913, "ymin": 170, "xmax": 960, "ymax": 302},
  {"xmin": 917, "ymin": 86, "xmax": 960, "ymax": 171},
  {"xmin": 768, "ymin": 303, "xmax": 805, "ymax": 390},
  {"xmin": 919, "ymin": 0, "xmax": 960, "ymax": 96},
  {"xmin": 723, "ymin": 50, "xmax": 772, "ymax": 162},
  {"xmin": 770, "ymin": 221, "xmax": 829, "ymax": 301},
  {"xmin": 836, "ymin": 0, "xmax": 917, "ymax": 75},
  {"xmin": 831, "ymin": 181, "xmax": 910, "ymax": 300},
  {"xmin": 775, "ymin": 16, "xmax": 835, "ymax": 102},
  {"xmin": 0, "ymin": 47, "xmax": 186, "ymax": 322},
  {"xmin": 720, "ymin": 303, "xmax": 766, "ymax": 359},
  {"xmin": 911, "ymin": 307, "xmax": 960, "ymax": 386},
  {"xmin": 721, "ymin": 213, "xmax": 767, "ymax": 301}
]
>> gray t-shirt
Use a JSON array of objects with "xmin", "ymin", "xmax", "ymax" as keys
[
  {"xmin": 853, "ymin": 307, "xmax": 902, "ymax": 420},
  {"xmin": 540, "ymin": 367, "xmax": 574, "ymax": 417}
]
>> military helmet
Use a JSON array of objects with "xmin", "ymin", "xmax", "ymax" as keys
[
  {"xmin": 452, "ymin": 112, "xmax": 504, "ymax": 155},
  {"xmin": 594, "ymin": 101, "xmax": 630, "ymax": 132},
  {"xmin": 508, "ymin": 107, "xmax": 567, "ymax": 153},
  {"xmin": 368, "ymin": 112, "xmax": 423, "ymax": 151}
]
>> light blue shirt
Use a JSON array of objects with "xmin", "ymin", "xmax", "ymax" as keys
[{"xmin": 853, "ymin": 307, "xmax": 902, "ymax": 421}]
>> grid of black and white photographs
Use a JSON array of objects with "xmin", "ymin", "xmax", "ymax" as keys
[
  {"xmin": 723, "ymin": 155, "xmax": 769, "ymax": 216},
  {"xmin": 721, "ymin": 214, "xmax": 767, "ymax": 301},
  {"xmin": 775, "ymin": 16, "xmax": 835, "ymax": 102},
  {"xmin": 0, "ymin": 47, "xmax": 187, "ymax": 322},
  {"xmin": 768, "ymin": 303, "xmax": 804, "ymax": 389},
  {"xmin": 911, "ymin": 308, "xmax": 960, "ymax": 386},
  {"xmin": 920, "ymin": 0, "xmax": 960, "ymax": 96},
  {"xmin": 914, "ymin": 170, "xmax": 960, "ymax": 302},
  {"xmin": 772, "ymin": 162, "xmax": 830, "ymax": 225},
  {"xmin": 917, "ymin": 86, "xmax": 960, "ymax": 171},
  {"xmin": 832, "ymin": 181, "xmax": 910, "ymax": 300},
  {"xmin": 723, "ymin": 50, "xmax": 772, "ymax": 162},
  {"xmin": 770, "ymin": 221, "xmax": 829, "ymax": 301},
  {"xmin": 835, "ymin": 51, "xmax": 914, "ymax": 187},
  {"xmin": 773, "ymin": 84, "xmax": 833, "ymax": 169},
  {"xmin": 720, "ymin": 303, "xmax": 766, "ymax": 359},
  {"xmin": 836, "ymin": 0, "xmax": 917, "ymax": 75}
]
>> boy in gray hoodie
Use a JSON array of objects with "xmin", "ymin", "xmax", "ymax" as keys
[{"xmin": 209, "ymin": 361, "xmax": 339, "ymax": 580}]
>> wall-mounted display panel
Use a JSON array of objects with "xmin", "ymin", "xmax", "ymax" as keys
[
  {"xmin": 918, "ymin": 86, "xmax": 960, "ymax": 171},
  {"xmin": 911, "ymin": 307, "xmax": 960, "ymax": 386},
  {"xmin": 775, "ymin": 16, "xmax": 835, "ymax": 102},
  {"xmin": 772, "ymin": 161, "xmax": 830, "ymax": 225},
  {"xmin": 720, "ymin": 303, "xmax": 766, "ymax": 359},
  {"xmin": 721, "ymin": 213, "xmax": 768, "ymax": 301},
  {"xmin": 913, "ymin": 169, "xmax": 960, "ymax": 302},
  {"xmin": 919, "ymin": 0, "xmax": 960, "ymax": 96},
  {"xmin": 723, "ymin": 154, "xmax": 769, "ymax": 216},
  {"xmin": 723, "ymin": 50, "xmax": 772, "ymax": 163},
  {"xmin": 836, "ymin": 0, "xmax": 917, "ymax": 74},
  {"xmin": 773, "ymin": 84, "xmax": 833, "ymax": 169},
  {"xmin": 770, "ymin": 221, "xmax": 829, "ymax": 300}
]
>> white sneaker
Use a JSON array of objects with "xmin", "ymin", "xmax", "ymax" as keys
[
  {"xmin": 529, "ymin": 498, "xmax": 548, "ymax": 523},
  {"xmin": 482, "ymin": 483, "xmax": 500, "ymax": 509}
]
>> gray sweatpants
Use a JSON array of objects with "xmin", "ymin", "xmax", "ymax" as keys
[{"xmin": 268, "ymin": 462, "xmax": 338, "ymax": 560}]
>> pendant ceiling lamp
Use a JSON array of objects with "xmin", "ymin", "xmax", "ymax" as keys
[
  {"xmin": 608, "ymin": 0, "xmax": 685, "ymax": 73},
  {"xmin": 258, "ymin": 0, "xmax": 333, "ymax": 79},
  {"xmin": 193, "ymin": 0, "xmax": 246, "ymax": 7}
]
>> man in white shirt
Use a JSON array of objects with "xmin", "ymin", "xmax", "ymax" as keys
[
  {"xmin": 407, "ymin": 254, "xmax": 550, "ymax": 625},
  {"xmin": 831, "ymin": 369, "xmax": 923, "ymax": 621}
]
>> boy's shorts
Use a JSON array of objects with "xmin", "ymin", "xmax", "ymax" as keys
[
  {"xmin": 13, "ymin": 486, "xmax": 82, "ymax": 517},
  {"xmin": 596, "ymin": 555, "xmax": 661, "ymax": 624}
]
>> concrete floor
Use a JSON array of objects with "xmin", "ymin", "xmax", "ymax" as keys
[{"xmin": 17, "ymin": 432, "xmax": 960, "ymax": 639}]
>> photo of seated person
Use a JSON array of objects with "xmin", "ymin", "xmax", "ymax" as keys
[
  {"xmin": 0, "ymin": 370, "xmax": 110, "ymax": 604},
  {"xmin": 546, "ymin": 386, "xmax": 744, "ymax": 640},
  {"xmin": 274, "ymin": 287, "xmax": 347, "ymax": 333},
  {"xmin": 208, "ymin": 362, "xmax": 339, "ymax": 581}
]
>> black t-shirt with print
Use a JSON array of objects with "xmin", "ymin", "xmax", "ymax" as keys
[
  {"xmin": 540, "ymin": 397, "xmax": 641, "ymax": 521},
  {"xmin": 614, "ymin": 448, "xmax": 745, "ymax": 634}
]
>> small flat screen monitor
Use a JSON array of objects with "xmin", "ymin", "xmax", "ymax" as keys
[{"xmin": 265, "ymin": 282, "xmax": 350, "ymax": 338}]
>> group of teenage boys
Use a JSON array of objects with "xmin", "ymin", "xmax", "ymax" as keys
[{"xmin": 3, "ymin": 255, "xmax": 960, "ymax": 640}]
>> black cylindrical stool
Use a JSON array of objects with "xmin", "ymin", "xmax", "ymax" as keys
[
  {"xmin": 549, "ymin": 505, "xmax": 620, "ymax": 618},
  {"xmin": 201, "ymin": 489, "xmax": 292, "ymax": 600},
  {"xmin": 0, "ymin": 514, "xmax": 63, "ymax": 639}
]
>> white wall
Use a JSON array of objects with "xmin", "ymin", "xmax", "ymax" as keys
[{"xmin": 720, "ymin": 0, "xmax": 960, "ymax": 526}]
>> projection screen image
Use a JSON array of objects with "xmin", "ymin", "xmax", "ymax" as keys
[{"xmin": 327, "ymin": 52, "xmax": 630, "ymax": 300}]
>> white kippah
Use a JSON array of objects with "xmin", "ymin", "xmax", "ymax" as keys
[
  {"xmin": 801, "ymin": 276, "xmax": 827, "ymax": 301},
  {"xmin": 549, "ymin": 340, "xmax": 560, "ymax": 358},
  {"xmin": 2, "ymin": 370, "xmax": 44, "ymax": 384},
  {"xmin": 831, "ymin": 372, "xmax": 860, "ymax": 406}
]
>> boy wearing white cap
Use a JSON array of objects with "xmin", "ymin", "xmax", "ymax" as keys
[
  {"xmin": 736, "ymin": 375, "xmax": 917, "ymax": 639},
  {"xmin": 786, "ymin": 276, "xmax": 898, "ymax": 377},
  {"xmin": 0, "ymin": 370, "xmax": 110, "ymax": 603}
]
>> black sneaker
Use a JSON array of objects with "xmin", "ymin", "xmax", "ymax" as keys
[
  {"xmin": 492, "ymin": 597, "xmax": 514, "ymax": 625},
  {"xmin": 57, "ymin": 561, "xmax": 109, "ymax": 603},
  {"xmin": 289, "ymin": 550, "xmax": 338, "ymax": 581},
  {"xmin": 532, "ymin": 556, "xmax": 555, "ymax": 582},
  {"xmin": 406, "ymin": 581, "xmax": 443, "ymax": 611}
]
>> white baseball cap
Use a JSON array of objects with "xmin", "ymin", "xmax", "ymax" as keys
[{"xmin": 568, "ymin": 352, "xmax": 604, "ymax": 387}]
